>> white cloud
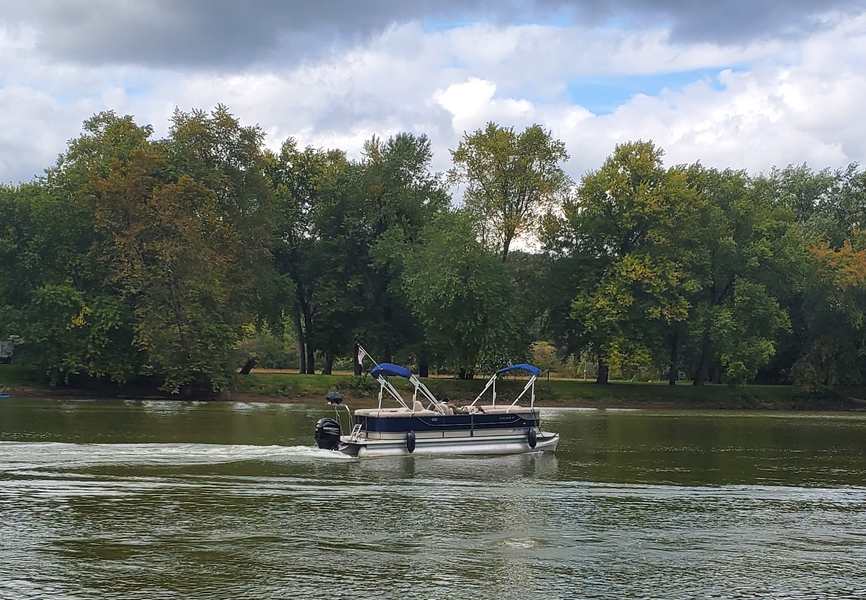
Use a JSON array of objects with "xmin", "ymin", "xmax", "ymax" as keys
[
  {"xmin": 1, "ymin": 13, "xmax": 866, "ymax": 184},
  {"xmin": 434, "ymin": 78, "xmax": 535, "ymax": 134},
  {"xmin": 431, "ymin": 14, "xmax": 866, "ymax": 175}
]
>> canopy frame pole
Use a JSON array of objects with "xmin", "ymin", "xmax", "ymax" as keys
[
  {"xmin": 470, "ymin": 374, "xmax": 497, "ymax": 407},
  {"xmin": 409, "ymin": 375, "xmax": 445, "ymax": 414},
  {"xmin": 508, "ymin": 375, "xmax": 537, "ymax": 412},
  {"xmin": 378, "ymin": 375, "xmax": 409, "ymax": 410},
  {"xmin": 493, "ymin": 378, "xmax": 496, "ymax": 407}
]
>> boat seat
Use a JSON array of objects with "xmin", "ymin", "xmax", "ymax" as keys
[
  {"xmin": 354, "ymin": 407, "xmax": 410, "ymax": 416},
  {"xmin": 354, "ymin": 407, "xmax": 443, "ymax": 417},
  {"xmin": 477, "ymin": 405, "xmax": 533, "ymax": 414}
]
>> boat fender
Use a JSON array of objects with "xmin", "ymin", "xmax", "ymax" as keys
[
  {"xmin": 527, "ymin": 427, "xmax": 537, "ymax": 449},
  {"xmin": 406, "ymin": 431, "xmax": 416, "ymax": 454}
]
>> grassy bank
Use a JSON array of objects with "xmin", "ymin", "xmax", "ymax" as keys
[
  {"xmin": 3, "ymin": 364, "xmax": 863, "ymax": 410},
  {"xmin": 235, "ymin": 370, "xmax": 862, "ymax": 410},
  {"xmin": 0, "ymin": 364, "xmax": 39, "ymax": 387}
]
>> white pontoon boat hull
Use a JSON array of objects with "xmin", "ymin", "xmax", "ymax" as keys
[{"xmin": 338, "ymin": 431, "xmax": 559, "ymax": 457}]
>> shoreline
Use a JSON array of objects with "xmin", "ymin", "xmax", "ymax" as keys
[
  {"xmin": 0, "ymin": 365, "xmax": 866, "ymax": 411},
  {"xmin": 4, "ymin": 372, "xmax": 865, "ymax": 411}
]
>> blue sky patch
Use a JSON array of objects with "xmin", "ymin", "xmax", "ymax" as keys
[{"xmin": 566, "ymin": 67, "xmax": 732, "ymax": 114}]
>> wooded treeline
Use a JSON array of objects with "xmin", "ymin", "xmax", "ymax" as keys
[{"xmin": 0, "ymin": 107, "xmax": 864, "ymax": 392}]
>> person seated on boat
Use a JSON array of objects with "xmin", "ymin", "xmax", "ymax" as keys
[{"xmin": 447, "ymin": 402, "xmax": 482, "ymax": 415}]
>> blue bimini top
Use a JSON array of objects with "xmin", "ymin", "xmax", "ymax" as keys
[
  {"xmin": 370, "ymin": 363, "xmax": 413, "ymax": 379},
  {"xmin": 496, "ymin": 363, "xmax": 542, "ymax": 377}
]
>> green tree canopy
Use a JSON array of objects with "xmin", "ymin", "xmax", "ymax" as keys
[
  {"xmin": 402, "ymin": 212, "xmax": 525, "ymax": 379},
  {"xmin": 450, "ymin": 122, "xmax": 569, "ymax": 262},
  {"xmin": 1, "ymin": 108, "xmax": 277, "ymax": 392},
  {"xmin": 555, "ymin": 141, "xmax": 698, "ymax": 383}
]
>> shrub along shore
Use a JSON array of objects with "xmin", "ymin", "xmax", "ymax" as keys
[{"xmin": 3, "ymin": 366, "xmax": 863, "ymax": 411}]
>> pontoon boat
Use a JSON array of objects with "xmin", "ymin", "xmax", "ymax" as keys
[{"xmin": 313, "ymin": 348, "xmax": 559, "ymax": 457}]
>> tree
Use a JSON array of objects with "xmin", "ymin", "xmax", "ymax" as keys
[
  {"xmin": 267, "ymin": 139, "xmax": 348, "ymax": 373},
  {"xmin": 0, "ymin": 108, "xmax": 278, "ymax": 392},
  {"xmin": 268, "ymin": 132, "xmax": 447, "ymax": 374},
  {"xmin": 95, "ymin": 167, "xmax": 249, "ymax": 392},
  {"xmin": 795, "ymin": 240, "xmax": 866, "ymax": 385},
  {"xmin": 10, "ymin": 106, "xmax": 866, "ymax": 395},
  {"xmin": 450, "ymin": 122, "xmax": 570, "ymax": 262},
  {"xmin": 353, "ymin": 133, "xmax": 449, "ymax": 365},
  {"xmin": 682, "ymin": 165, "xmax": 795, "ymax": 384},
  {"xmin": 530, "ymin": 340, "xmax": 560, "ymax": 374},
  {"xmin": 87, "ymin": 107, "xmax": 276, "ymax": 392},
  {"xmin": 558, "ymin": 141, "xmax": 696, "ymax": 384},
  {"xmin": 402, "ymin": 212, "xmax": 524, "ymax": 379},
  {"xmin": 0, "ymin": 115, "xmax": 148, "ymax": 385}
]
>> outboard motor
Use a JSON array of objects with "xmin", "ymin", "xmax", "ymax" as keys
[{"xmin": 315, "ymin": 417, "xmax": 342, "ymax": 450}]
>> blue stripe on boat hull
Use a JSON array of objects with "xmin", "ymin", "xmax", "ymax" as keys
[{"xmin": 354, "ymin": 412, "xmax": 539, "ymax": 433}]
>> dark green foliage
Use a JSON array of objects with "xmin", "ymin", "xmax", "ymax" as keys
[
  {"xmin": 267, "ymin": 132, "xmax": 448, "ymax": 374},
  {"xmin": 2, "ymin": 108, "xmax": 866, "ymax": 392},
  {"xmin": 0, "ymin": 108, "xmax": 275, "ymax": 392},
  {"xmin": 451, "ymin": 122, "xmax": 570, "ymax": 261},
  {"xmin": 402, "ymin": 212, "xmax": 528, "ymax": 378}
]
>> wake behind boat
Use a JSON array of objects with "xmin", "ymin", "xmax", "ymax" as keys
[{"xmin": 314, "ymin": 347, "xmax": 559, "ymax": 457}]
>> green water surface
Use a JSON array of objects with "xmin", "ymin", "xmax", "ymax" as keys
[{"xmin": 2, "ymin": 398, "xmax": 866, "ymax": 598}]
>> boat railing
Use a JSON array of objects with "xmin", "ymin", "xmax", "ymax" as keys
[
  {"xmin": 358, "ymin": 345, "xmax": 447, "ymax": 415},
  {"xmin": 470, "ymin": 363, "xmax": 541, "ymax": 412}
]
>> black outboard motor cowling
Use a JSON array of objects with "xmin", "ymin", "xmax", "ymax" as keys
[{"xmin": 315, "ymin": 417, "xmax": 342, "ymax": 450}]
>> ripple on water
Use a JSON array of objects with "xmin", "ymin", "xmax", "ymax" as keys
[
  {"xmin": 0, "ymin": 441, "xmax": 354, "ymax": 473},
  {"xmin": 3, "ymin": 403, "xmax": 866, "ymax": 599}
]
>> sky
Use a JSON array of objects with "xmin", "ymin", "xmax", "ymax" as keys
[{"xmin": 2, "ymin": 0, "xmax": 866, "ymax": 184}]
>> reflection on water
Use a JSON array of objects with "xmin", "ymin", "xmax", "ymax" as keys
[{"xmin": 2, "ymin": 399, "xmax": 866, "ymax": 599}]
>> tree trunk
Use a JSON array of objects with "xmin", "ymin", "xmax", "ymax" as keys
[
  {"xmin": 668, "ymin": 330, "xmax": 679, "ymax": 386},
  {"xmin": 293, "ymin": 308, "xmax": 306, "ymax": 375},
  {"xmin": 305, "ymin": 344, "xmax": 316, "ymax": 374},
  {"xmin": 501, "ymin": 234, "xmax": 513, "ymax": 263},
  {"xmin": 596, "ymin": 357, "xmax": 610, "ymax": 385},
  {"xmin": 458, "ymin": 367, "xmax": 474, "ymax": 380},
  {"xmin": 711, "ymin": 364, "xmax": 722, "ymax": 384},
  {"xmin": 693, "ymin": 326, "xmax": 712, "ymax": 386},
  {"xmin": 302, "ymin": 304, "xmax": 315, "ymax": 374},
  {"xmin": 322, "ymin": 350, "xmax": 334, "ymax": 375},
  {"xmin": 419, "ymin": 350, "xmax": 429, "ymax": 378},
  {"xmin": 353, "ymin": 342, "xmax": 362, "ymax": 376}
]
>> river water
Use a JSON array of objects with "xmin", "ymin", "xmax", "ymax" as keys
[{"xmin": 2, "ymin": 398, "xmax": 866, "ymax": 599}]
